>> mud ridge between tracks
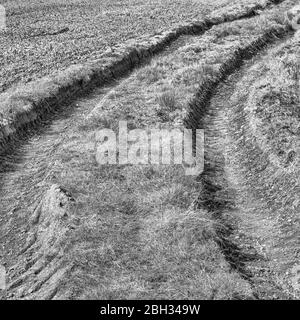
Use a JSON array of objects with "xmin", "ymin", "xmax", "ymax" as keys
[
  {"xmin": 0, "ymin": 0, "xmax": 286, "ymax": 154},
  {"xmin": 185, "ymin": 26, "xmax": 294, "ymax": 298}
]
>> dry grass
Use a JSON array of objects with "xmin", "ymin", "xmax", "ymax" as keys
[
  {"xmin": 230, "ymin": 31, "xmax": 299, "ymax": 174},
  {"xmin": 0, "ymin": 0, "xmax": 279, "ymax": 92},
  {"xmin": 244, "ymin": 44, "xmax": 299, "ymax": 168},
  {"xmin": 225, "ymin": 32, "xmax": 300, "ymax": 296},
  {"xmin": 1, "ymin": 0, "xmax": 299, "ymax": 300},
  {"xmin": 56, "ymin": 161, "xmax": 253, "ymax": 299},
  {"xmin": 85, "ymin": 3, "xmax": 291, "ymax": 129},
  {"xmin": 46, "ymin": 9, "xmax": 293, "ymax": 299}
]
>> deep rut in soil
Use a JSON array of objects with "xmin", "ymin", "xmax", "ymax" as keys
[{"xmin": 195, "ymin": 37, "xmax": 299, "ymax": 298}]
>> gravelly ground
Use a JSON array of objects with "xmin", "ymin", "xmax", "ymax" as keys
[{"xmin": 0, "ymin": 0, "xmax": 267, "ymax": 93}]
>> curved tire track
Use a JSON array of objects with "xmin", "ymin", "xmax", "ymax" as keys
[
  {"xmin": 192, "ymin": 33, "xmax": 299, "ymax": 298},
  {"xmin": 0, "ymin": 0, "xmax": 288, "ymax": 153},
  {"xmin": 0, "ymin": 1, "xmax": 298, "ymax": 299}
]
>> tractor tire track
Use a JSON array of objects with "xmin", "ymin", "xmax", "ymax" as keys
[
  {"xmin": 193, "ymin": 33, "xmax": 299, "ymax": 298},
  {"xmin": 0, "ymin": 0, "xmax": 288, "ymax": 153},
  {"xmin": 0, "ymin": 1, "xmax": 297, "ymax": 299}
]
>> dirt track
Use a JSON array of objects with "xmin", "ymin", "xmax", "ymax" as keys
[{"xmin": 0, "ymin": 1, "xmax": 299, "ymax": 299}]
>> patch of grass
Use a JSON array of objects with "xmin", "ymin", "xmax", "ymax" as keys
[
  {"xmin": 45, "ymin": 9, "xmax": 294, "ymax": 299},
  {"xmin": 57, "ymin": 161, "xmax": 253, "ymax": 299},
  {"xmin": 232, "ymin": 37, "xmax": 299, "ymax": 168},
  {"xmin": 136, "ymin": 65, "xmax": 167, "ymax": 84},
  {"xmin": 1, "ymin": 0, "xmax": 265, "ymax": 93},
  {"xmin": 3, "ymin": 1, "xmax": 298, "ymax": 299},
  {"xmin": 156, "ymin": 89, "xmax": 178, "ymax": 120},
  {"xmin": 1, "ymin": 0, "xmax": 294, "ymax": 93},
  {"xmin": 225, "ymin": 33, "xmax": 300, "ymax": 296}
]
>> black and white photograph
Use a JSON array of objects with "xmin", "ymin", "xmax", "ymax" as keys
[{"xmin": 0, "ymin": 0, "xmax": 299, "ymax": 307}]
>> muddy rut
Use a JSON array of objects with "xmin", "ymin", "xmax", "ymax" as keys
[{"xmin": 0, "ymin": 2, "xmax": 299, "ymax": 299}]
